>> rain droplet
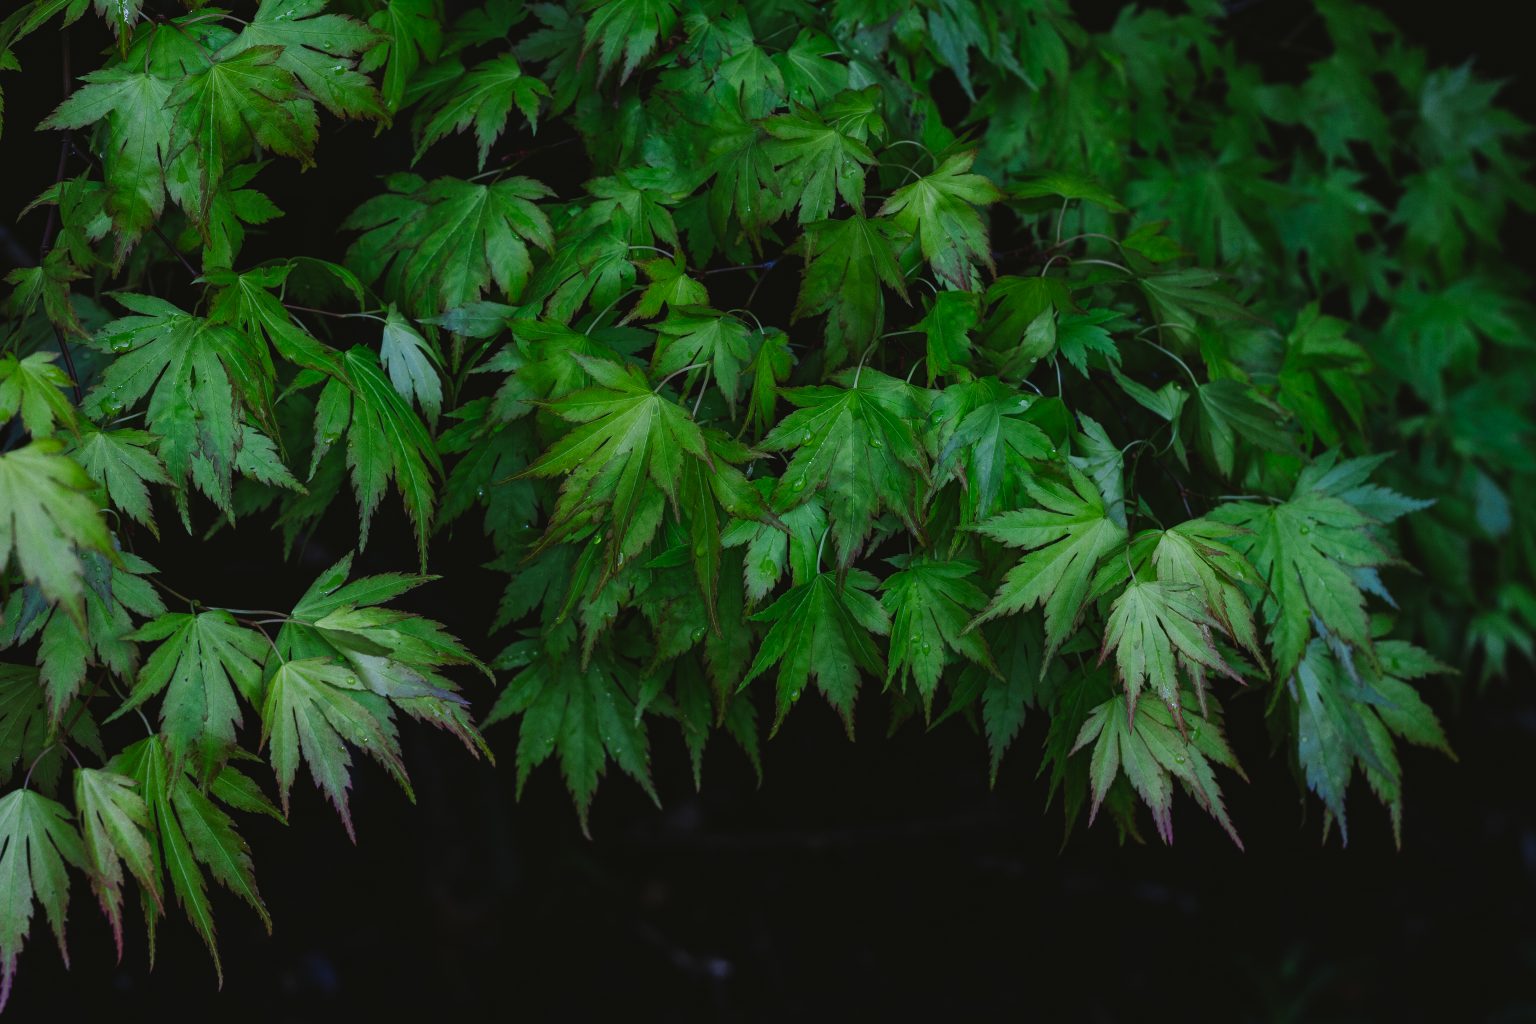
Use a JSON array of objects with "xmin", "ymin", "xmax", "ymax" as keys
[
  {"xmin": 691, "ymin": 626, "xmax": 706, "ymax": 643},
  {"xmin": 792, "ymin": 477, "xmax": 806, "ymax": 492},
  {"xmin": 868, "ymin": 437, "xmax": 883, "ymax": 449},
  {"xmin": 109, "ymin": 337, "xmax": 133, "ymax": 353},
  {"xmin": 1299, "ymin": 525, "xmax": 1311, "ymax": 535},
  {"xmin": 475, "ymin": 486, "xmax": 486, "ymax": 499},
  {"xmin": 919, "ymin": 641, "xmax": 931, "ymax": 654},
  {"xmin": 759, "ymin": 558, "xmax": 775, "ymax": 575},
  {"xmin": 801, "ymin": 429, "xmax": 813, "ymax": 443},
  {"xmin": 1017, "ymin": 397, "xmax": 1031, "ymax": 408},
  {"xmin": 789, "ymin": 689, "xmax": 802, "ymax": 702},
  {"xmin": 693, "ymin": 542, "xmax": 707, "ymax": 557},
  {"xmin": 1174, "ymin": 752, "xmax": 1186, "ymax": 764},
  {"xmin": 321, "ymin": 430, "xmax": 341, "ymax": 445}
]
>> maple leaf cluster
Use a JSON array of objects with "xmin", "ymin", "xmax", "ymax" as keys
[{"xmin": 0, "ymin": 0, "xmax": 1530, "ymax": 1008}]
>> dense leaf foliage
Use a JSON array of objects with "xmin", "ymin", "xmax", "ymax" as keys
[{"xmin": 0, "ymin": 0, "xmax": 1531, "ymax": 1006}]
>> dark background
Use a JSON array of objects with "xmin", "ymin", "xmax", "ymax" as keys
[{"xmin": 4, "ymin": 2, "xmax": 1535, "ymax": 1020}]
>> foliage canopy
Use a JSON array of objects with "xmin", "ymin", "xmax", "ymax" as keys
[{"xmin": 0, "ymin": 0, "xmax": 1532, "ymax": 1007}]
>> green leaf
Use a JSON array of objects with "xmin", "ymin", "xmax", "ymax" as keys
[
  {"xmin": 581, "ymin": 0, "xmax": 679, "ymax": 83},
  {"xmin": 764, "ymin": 91, "xmax": 880, "ymax": 224},
  {"xmin": 0, "ymin": 665, "xmax": 103, "ymax": 792},
  {"xmin": 881, "ymin": 556, "xmax": 994, "ymax": 715},
  {"xmin": 652, "ymin": 307, "xmax": 752, "ymax": 409},
  {"xmin": 878, "ymin": 151, "xmax": 1001, "ymax": 290},
  {"xmin": 0, "ymin": 439, "xmax": 114, "ymax": 613},
  {"xmin": 74, "ymin": 768, "xmax": 160, "ymax": 956},
  {"xmin": 379, "ymin": 307, "xmax": 444, "ymax": 427},
  {"xmin": 109, "ymin": 737, "xmax": 269, "ymax": 979},
  {"xmin": 0, "ymin": 789, "xmax": 84, "ymax": 1010},
  {"xmin": 0, "ymin": 353, "xmax": 77, "ymax": 438},
  {"xmin": 916, "ymin": 290, "xmax": 979, "ymax": 383},
  {"xmin": 1072, "ymin": 694, "xmax": 1241, "ymax": 847},
  {"xmin": 1211, "ymin": 466, "xmax": 1394, "ymax": 683},
  {"xmin": 1195, "ymin": 379, "xmax": 1292, "ymax": 478},
  {"xmin": 628, "ymin": 256, "xmax": 708, "ymax": 322},
  {"xmin": 1098, "ymin": 579, "xmax": 1242, "ymax": 726},
  {"xmin": 971, "ymin": 467, "xmax": 1127, "ymax": 665},
  {"xmin": 489, "ymin": 655, "xmax": 655, "ymax": 832},
  {"xmin": 520, "ymin": 354, "xmax": 711, "ymax": 573},
  {"xmin": 1008, "ymin": 171, "xmax": 1126, "ymax": 212},
  {"xmin": 792, "ymin": 214, "xmax": 908, "ymax": 367},
  {"xmin": 39, "ymin": 65, "xmax": 174, "ymax": 255},
  {"xmin": 365, "ymin": 0, "xmax": 442, "ymax": 113},
  {"xmin": 338, "ymin": 346, "xmax": 442, "ymax": 562},
  {"xmin": 70, "ymin": 429, "xmax": 170, "ymax": 537},
  {"xmin": 259, "ymin": 657, "xmax": 410, "ymax": 839},
  {"xmin": 3, "ymin": 549, "xmax": 165, "ymax": 721},
  {"xmin": 758, "ymin": 368, "xmax": 927, "ymax": 566},
  {"xmin": 221, "ymin": 0, "xmax": 385, "ymax": 122},
  {"xmin": 87, "ymin": 294, "xmax": 277, "ymax": 518},
  {"xmin": 345, "ymin": 175, "xmax": 554, "ymax": 316},
  {"xmin": 414, "ymin": 53, "xmax": 547, "ymax": 168},
  {"xmin": 167, "ymin": 46, "xmax": 318, "ymax": 218},
  {"xmin": 930, "ymin": 379, "xmax": 1054, "ymax": 525},
  {"xmin": 741, "ymin": 569, "xmax": 889, "ymax": 735},
  {"xmin": 112, "ymin": 611, "xmax": 270, "ymax": 778}
]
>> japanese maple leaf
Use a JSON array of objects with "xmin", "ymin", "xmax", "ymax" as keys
[
  {"xmin": 581, "ymin": 0, "xmax": 679, "ymax": 82},
  {"xmin": 345, "ymin": 174, "xmax": 554, "ymax": 316},
  {"xmin": 758, "ymin": 368, "xmax": 927, "ymax": 566},
  {"xmin": 877, "ymin": 151, "xmax": 1001, "ymax": 289},
  {"xmin": 520, "ymin": 355, "xmax": 712, "ymax": 573},
  {"xmin": 110, "ymin": 611, "xmax": 270, "ymax": 778},
  {"xmin": 741, "ymin": 568, "xmax": 890, "ymax": 735},
  {"xmin": 86, "ymin": 294, "xmax": 277, "ymax": 518},
  {"xmin": 0, "ymin": 440, "xmax": 115, "ymax": 614},
  {"xmin": 1098, "ymin": 579, "xmax": 1242, "ymax": 728},
  {"xmin": 219, "ymin": 0, "xmax": 386, "ymax": 121},
  {"xmin": 0, "ymin": 790, "xmax": 84, "ymax": 1010},
  {"xmin": 881, "ymin": 556, "xmax": 995, "ymax": 714},
  {"xmin": 792, "ymin": 214, "xmax": 909, "ymax": 367},
  {"xmin": 764, "ymin": 89, "xmax": 882, "ymax": 223},
  {"xmin": 413, "ymin": 53, "xmax": 548, "ymax": 168},
  {"xmin": 970, "ymin": 466, "xmax": 1127, "ymax": 665},
  {"xmin": 1072, "ymin": 693, "xmax": 1243, "ymax": 847}
]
